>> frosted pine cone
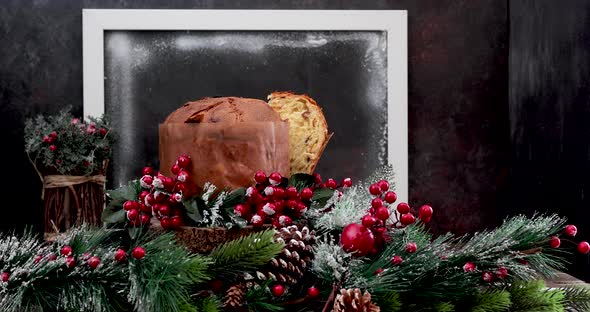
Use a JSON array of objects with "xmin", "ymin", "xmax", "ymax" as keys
[{"xmin": 333, "ymin": 288, "xmax": 380, "ymax": 312}]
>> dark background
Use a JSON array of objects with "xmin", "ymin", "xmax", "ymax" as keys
[{"xmin": 1, "ymin": 0, "xmax": 589, "ymax": 280}]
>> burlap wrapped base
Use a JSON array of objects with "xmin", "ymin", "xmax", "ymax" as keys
[{"xmin": 42, "ymin": 175, "xmax": 105, "ymax": 233}]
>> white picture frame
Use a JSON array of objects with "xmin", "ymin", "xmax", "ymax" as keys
[{"xmin": 82, "ymin": 9, "xmax": 408, "ymax": 201}]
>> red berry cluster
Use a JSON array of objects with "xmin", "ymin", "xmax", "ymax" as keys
[
  {"xmin": 547, "ymin": 224, "xmax": 590, "ymax": 255},
  {"xmin": 314, "ymin": 173, "xmax": 353, "ymax": 190},
  {"xmin": 235, "ymin": 171, "xmax": 321, "ymax": 228},
  {"xmin": 124, "ymin": 155, "xmax": 190, "ymax": 230}
]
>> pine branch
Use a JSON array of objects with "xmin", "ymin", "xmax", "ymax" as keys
[
  {"xmin": 509, "ymin": 280, "xmax": 565, "ymax": 312},
  {"xmin": 196, "ymin": 295, "xmax": 223, "ymax": 312},
  {"xmin": 471, "ymin": 290, "xmax": 511, "ymax": 312},
  {"xmin": 562, "ymin": 285, "xmax": 590, "ymax": 311},
  {"xmin": 209, "ymin": 229, "xmax": 284, "ymax": 279}
]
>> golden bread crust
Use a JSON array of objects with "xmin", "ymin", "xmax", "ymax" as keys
[{"xmin": 164, "ymin": 97, "xmax": 282, "ymax": 124}]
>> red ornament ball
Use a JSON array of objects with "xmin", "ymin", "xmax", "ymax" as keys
[
  {"xmin": 340, "ymin": 223, "xmax": 375, "ymax": 257},
  {"xmin": 285, "ymin": 186, "xmax": 298, "ymax": 199},
  {"xmin": 300, "ymin": 188, "xmax": 314, "ymax": 201},
  {"xmin": 88, "ymin": 256, "xmax": 101, "ymax": 269},
  {"xmin": 66, "ymin": 256, "xmax": 76, "ymax": 268},
  {"xmin": 307, "ymin": 286, "xmax": 320, "ymax": 298},
  {"xmin": 269, "ymin": 172, "xmax": 282, "ymax": 185},
  {"xmin": 361, "ymin": 215, "xmax": 377, "ymax": 228},
  {"xmin": 254, "ymin": 171, "xmax": 267, "ymax": 184},
  {"xmin": 383, "ymin": 191, "xmax": 397, "ymax": 204},
  {"xmin": 49, "ymin": 145, "xmax": 57, "ymax": 152},
  {"xmin": 405, "ymin": 242, "xmax": 417, "ymax": 253},
  {"xmin": 578, "ymin": 241, "xmax": 590, "ymax": 254},
  {"xmin": 132, "ymin": 246, "xmax": 146, "ymax": 260},
  {"xmin": 369, "ymin": 184, "xmax": 382, "ymax": 196},
  {"xmin": 371, "ymin": 198, "xmax": 384, "ymax": 209},
  {"xmin": 375, "ymin": 207, "xmax": 390, "ymax": 221},
  {"xmin": 127, "ymin": 209, "xmax": 139, "ymax": 221},
  {"xmin": 565, "ymin": 225, "xmax": 578, "ymax": 237},
  {"xmin": 463, "ymin": 261, "xmax": 476, "ymax": 273},
  {"xmin": 326, "ymin": 178, "xmax": 338, "ymax": 189},
  {"xmin": 170, "ymin": 164, "xmax": 181, "ymax": 175},
  {"xmin": 496, "ymin": 267, "xmax": 508, "ymax": 279},
  {"xmin": 396, "ymin": 202, "xmax": 410, "ymax": 214},
  {"xmin": 177, "ymin": 155, "xmax": 191, "ymax": 168},
  {"xmin": 272, "ymin": 284, "xmax": 285, "ymax": 297},
  {"xmin": 1, "ymin": 272, "xmax": 9, "ymax": 283},
  {"xmin": 61, "ymin": 245, "xmax": 73, "ymax": 256},
  {"xmin": 391, "ymin": 255, "xmax": 403, "ymax": 265},
  {"xmin": 114, "ymin": 249, "xmax": 127, "ymax": 262},
  {"xmin": 482, "ymin": 271, "xmax": 494, "ymax": 282},
  {"xmin": 123, "ymin": 200, "xmax": 138, "ymax": 211},
  {"xmin": 341, "ymin": 178, "xmax": 353, "ymax": 188},
  {"xmin": 400, "ymin": 213, "xmax": 416, "ymax": 226},
  {"xmin": 549, "ymin": 236, "xmax": 561, "ymax": 248},
  {"xmin": 142, "ymin": 167, "xmax": 154, "ymax": 176},
  {"xmin": 419, "ymin": 205, "xmax": 433, "ymax": 219},
  {"xmin": 378, "ymin": 180, "xmax": 390, "ymax": 192}
]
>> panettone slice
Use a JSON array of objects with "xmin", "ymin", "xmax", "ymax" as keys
[{"xmin": 267, "ymin": 92, "xmax": 330, "ymax": 174}]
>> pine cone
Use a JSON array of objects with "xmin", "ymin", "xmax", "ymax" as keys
[
  {"xmin": 224, "ymin": 283, "xmax": 246, "ymax": 310},
  {"xmin": 250, "ymin": 224, "xmax": 316, "ymax": 286},
  {"xmin": 333, "ymin": 288, "xmax": 380, "ymax": 312}
]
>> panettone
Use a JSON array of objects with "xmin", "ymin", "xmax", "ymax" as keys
[
  {"xmin": 267, "ymin": 92, "xmax": 330, "ymax": 174},
  {"xmin": 159, "ymin": 97, "xmax": 289, "ymax": 196}
]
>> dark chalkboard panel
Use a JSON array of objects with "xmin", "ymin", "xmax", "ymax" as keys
[{"xmin": 104, "ymin": 30, "xmax": 388, "ymax": 187}]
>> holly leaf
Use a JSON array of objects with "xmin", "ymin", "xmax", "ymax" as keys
[
  {"xmin": 288, "ymin": 173, "xmax": 316, "ymax": 191},
  {"xmin": 220, "ymin": 188, "xmax": 246, "ymax": 209},
  {"xmin": 183, "ymin": 197, "xmax": 204, "ymax": 225},
  {"xmin": 312, "ymin": 187, "xmax": 336, "ymax": 207},
  {"xmin": 107, "ymin": 180, "xmax": 141, "ymax": 201},
  {"xmin": 102, "ymin": 208, "xmax": 126, "ymax": 224}
]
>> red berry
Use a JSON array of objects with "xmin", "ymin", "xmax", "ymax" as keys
[
  {"xmin": 285, "ymin": 187, "xmax": 298, "ymax": 199},
  {"xmin": 66, "ymin": 256, "xmax": 76, "ymax": 268},
  {"xmin": 405, "ymin": 242, "xmax": 417, "ymax": 253},
  {"xmin": 313, "ymin": 173, "xmax": 322, "ymax": 184},
  {"xmin": 285, "ymin": 199, "xmax": 298, "ymax": 210},
  {"xmin": 234, "ymin": 204, "xmax": 250, "ymax": 217},
  {"xmin": 482, "ymin": 271, "xmax": 494, "ymax": 282},
  {"xmin": 254, "ymin": 171, "xmax": 267, "ymax": 184},
  {"xmin": 1, "ymin": 272, "xmax": 9, "ymax": 282},
  {"xmin": 114, "ymin": 249, "xmax": 127, "ymax": 262},
  {"xmin": 400, "ymin": 213, "xmax": 416, "ymax": 225},
  {"xmin": 362, "ymin": 215, "xmax": 377, "ymax": 228},
  {"xmin": 518, "ymin": 258, "xmax": 529, "ymax": 265},
  {"xmin": 43, "ymin": 135, "xmax": 51, "ymax": 143},
  {"xmin": 373, "ymin": 268, "xmax": 384, "ymax": 275},
  {"xmin": 272, "ymin": 284, "xmax": 285, "ymax": 297},
  {"xmin": 463, "ymin": 261, "xmax": 476, "ymax": 272},
  {"xmin": 269, "ymin": 172, "xmax": 282, "ymax": 185},
  {"xmin": 140, "ymin": 214, "xmax": 151, "ymax": 225},
  {"xmin": 341, "ymin": 178, "xmax": 353, "ymax": 188},
  {"xmin": 132, "ymin": 246, "xmax": 146, "ymax": 260},
  {"xmin": 375, "ymin": 207, "xmax": 390, "ymax": 221},
  {"xmin": 177, "ymin": 155, "xmax": 191, "ymax": 168},
  {"xmin": 378, "ymin": 180, "xmax": 390, "ymax": 192},
  {"xmin": 300, "ymin": 188, "xmax": 314, "ymax": 201},
  {"xmin": 419, "ymin": 205, "xmax": 433, "ymax": 219},
  {"xmin": 565, "ymin": 225, "xmax": 578, "ymax": 237},
  {"xmin": 369, "ymin": 184, "xmax": 382, "ymax": 196},
  {"xmin": 127, "ymin": 209, "xmax": 139, "ymax": 221},
  {"xmin": 47, "ymin": 253, "xmax": 57, "ymax": 261},
  {"xmin": 34, "ymin": 255, "xmax": 42, "ymax": 263},
  {"xmin": 307, "ymin": 286, "xmax": 320, "ymax": 298},
  {"xmin": 140, "ymin": 203, "xmax": 152, "ymax": 214},
  {"xmin": 396, "ymin": 202, "xmax": 410, "ymax": 214},
  {"xmin": 171, "ymin": 216, "xmax": 182, "ymax": 229},
  {"xmin": 88, "ymin": 256, "xmax": 101, "ymax": 269},
  {"xmin": 371, "ymin": 198, "xmax": 384, "ymax": 209},
  {"xmin": 160, "ymin": 217, "xmax": 172, "ymax": 230},
  {"xmin": 170, "ymin": 164, "xmax": 181, "ymax": 175},
  {"xmin": 250, "ymin": 214, "xmax": 265, "ymax": 227},
  {"xmin": 549, "ymin": 236, "xmax": 561, "ymax": 248},
  {"xmin": 209, "ymin": 280, "xmax": 224, "ymax": 293},
  {"xmin": 60, "ymin": 245, "xmax": 72, "ymax": 256},
  {"xmin": 496, "ymin": 267, "xmax": 508, "ymax": 279},
  {"xmin": 142, "ymin": 167, "xmax": 154, "ymax": 176},
  {"xmin": 326, "ymin": 178, "xmax": 338, "ymax": 189},
  {"xmin": 159, "ymin": 204, "xmax": 171, "ymax": 216},
  {"xmin": 578, "ymin": 241, "xmax": 590, "ymax": 254},
  {"xmin": 141, "ymin": 175, "xmax": 153, "ymax": 187},
  {"xmin": 49, "ymin": 131, "xmax": 58, "ymax": 139},
  {"xmin": 123, "ymin": 200, "xmax": 138, "ymax": 211},
  {"xmin": 296, "ymin": 202, "xmax": 308, "ymax": 213},
  {"xmin": 340, "ymin": 223, "xmax": 375, "ymax": 257},
  {"xmin": 49, "ymin": 145, "xmax": 57, "ymax": 152},
  {"xmin": 384, "ymin": 191, "xmax": 397, "ymax": 203},
  {"xmin": 278, "ymin": 215, "xmax": 293, "ymax": 227},
  {"xmin": 273, "ymin": 187, "xmax": 285, "ymax": 199},
  {"xmin": 391, "ymin": 255, "xmax": 403, "ymax": 265},
  {"xmin": 99, "ymin": 128, "xmax": 107, "ymax": 136},
  {"xmin": 139, "ymin": 191, "xmax": 150, "ymax": 201}
]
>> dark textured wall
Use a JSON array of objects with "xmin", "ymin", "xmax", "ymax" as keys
[
  {"xmin": 510, "ymin": 0, "xmax": 590, "ymax": 280},
  {"xmin": 0, "ymin": 1, "xmax": 508, "ymax": 240}
]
